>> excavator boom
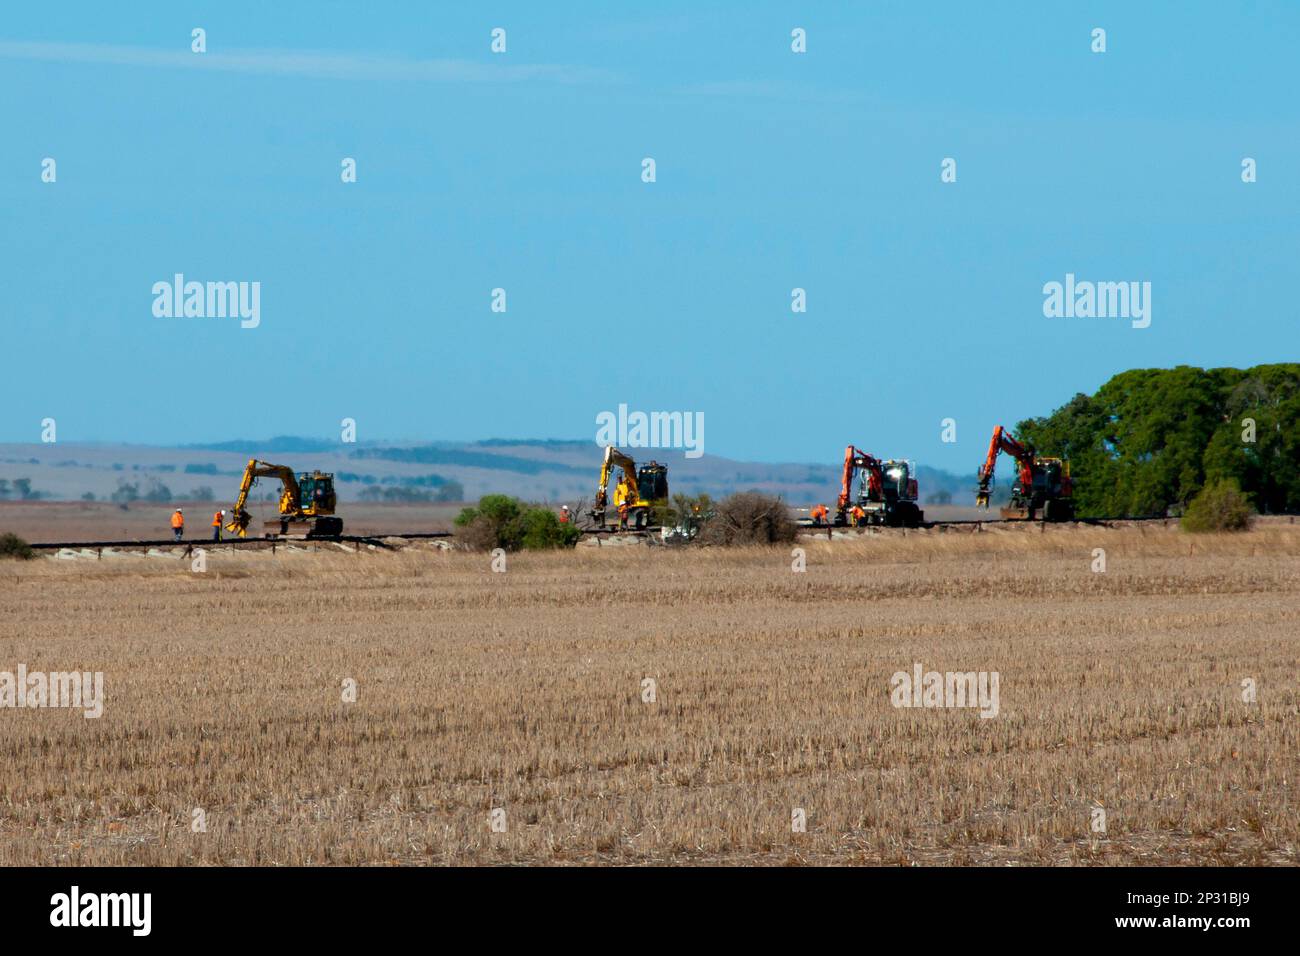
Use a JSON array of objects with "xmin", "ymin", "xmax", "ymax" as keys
[
  {"xmin": 836, "ymin": 445, "xmax": 884, "ymax": 513},
  {"xmin": 976, "ymin": 426, "xmax": 1034, "ymax": 508}
]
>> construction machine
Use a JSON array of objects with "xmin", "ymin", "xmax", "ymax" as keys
[
  {"xmin": 588, "ymin": 446, "xmax": 668, "ymax": 530},
  {"xmin": 660, "ymin": 495, "xmax": 714, "ymax": 544},
  {"xmin": 975, "ymin": 426, "xmax": 1073, "ymax": 521},
  {"xmin": 224, "ymin": 459, "xmax": 344, "ymax": 538},
  {"xmin": 835, "ymin": 445, "xmax": 924, "ymax": 528}
]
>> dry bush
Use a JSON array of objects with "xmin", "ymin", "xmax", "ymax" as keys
[
  {"xmin": 0, "ymin": 532, "xmax": 34, "ymax": 560},
  {"xmin": 695, "ymin": 491, "xmax": 798, "ymax": 546},
  {"xmin": 454, "ymin": 515, "xmax": 501, "ymax": 552}
]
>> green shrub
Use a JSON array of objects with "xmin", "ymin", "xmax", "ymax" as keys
[
  {"xmin": 0, "ymin": 532, "xmax": 35, "ymax": 560},
  {"xmin": 455, "ymin": 494, "xmax": 521, "ymax": 550},
  {"xmin": 455, "ymin": 495, "xmax": 579, "ymax": 551},
  {"xmin": 1181, "ymin": 478, "xmax": 1254, "ymax": 533},
  {"xmin": 520, "ymin": 508, "xmax": 582, "ymax": 550}
]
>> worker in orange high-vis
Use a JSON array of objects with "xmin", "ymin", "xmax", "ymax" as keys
[
  {"xmin": 170, "ymin": 508, "xmax": 185, "ymax": 542},
  {"xmin": 810, "ymin": 504, "xmax": 828, "ymax": 526},
  {"xmin": 558, "ymin": 505, "xmax": 570, "ymax": 524},
  {"xmin": 614, "ymin": 477, "xmax": 633, "ymax": 529},
  {"xmin": 850, "ymin": 505, "xmax": 865, "ymax": 527},
  {"xmin": 212, "ymin": 509, "xmax": 224, "ymax": 541}
]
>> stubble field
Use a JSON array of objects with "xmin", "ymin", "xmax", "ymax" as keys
[{"xmin": 0, "ymin": 522, "xmax": 1295, "ymax": 865}]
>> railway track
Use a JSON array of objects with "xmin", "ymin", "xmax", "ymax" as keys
[
  {"xmin": 796, "ymin": 514, "xmax": 1180, "ymax": 535},
  {"xmin": 25, "ymin": 527, "xmax": 653, "ymax": 551},
  {"xmin": 24, "ymin": 515, "xmax": 1195, "ymax": 552},
  {"xmin": 26, "ymin": 533, "xmax": 450, "ymax": 552}
]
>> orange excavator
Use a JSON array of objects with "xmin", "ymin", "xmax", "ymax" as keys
[
  {"xmin": 835, "ymin": 445, "xmax": 923, "ymax": 528},
  {"xmin": 975, "ymin": 426, "xmax": 1073, "ymax": 521}
]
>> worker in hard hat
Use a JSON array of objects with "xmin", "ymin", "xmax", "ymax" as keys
[
  {"xmin": 810, "ymin": 504, "xmax": 828, "ymax": 526},
  {"xmin": 614, "ymin": 476, "xmax": 633, "ymax": 530},
  {"xmin": 170, "ymin": 508, "xmax": 185, "ymax": 542},
  {"xmin": 850, "ymin": 505, "xmax": 866, "ymax": 526},
  {"xmin": 558, "ymin": 505, "xmax": 571, "ymax": 524},
  {"xmin": 212, "ymin": 508, "xmax": 225, "ymax": 541}
]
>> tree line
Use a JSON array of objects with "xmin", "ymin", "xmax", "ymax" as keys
[{"xmin": 1017, "ymin": 364, "xmax": 1300, "ymax": 517}]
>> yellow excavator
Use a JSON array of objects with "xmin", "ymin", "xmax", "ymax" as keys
[
  {"xmin": 225, "ymin": 459, "xmax": 344, "ymax": 538},
  {"xmin": 588, "ymin": 446, "xmax": 668, "ymax": 530}
]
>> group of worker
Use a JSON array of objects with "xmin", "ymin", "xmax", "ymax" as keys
[
  {"xmin": 809, "ymin": 503, "xmax": 868, "ymax": 527},
  {"xmin": 169, "ymin": 508, "xmax": 228, "ymax": 542}
]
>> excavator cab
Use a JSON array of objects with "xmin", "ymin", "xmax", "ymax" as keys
[
  {"xmin": 880, "ymin": 460, "xmax": 919, "ymax": 503},
  {"xmin": 298, "ymin": 472, "xmax": 337, "ymax": 516},
  {"xmin": 1022, "ymin": 458, "xmax": 1072, "ymax": 520},
  {"xmin": 1029, "ymin": 460, "xmax": 1061, "ymax": 496},
  {"xmin": 637, "ymin": 462, "xmax": 668, "ymax": 503}
]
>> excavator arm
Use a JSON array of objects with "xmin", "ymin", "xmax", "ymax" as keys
[
  {"xmin": 836, "ymin": 445, "xmax": 885, "ymax": 515},
  {"xmin": 590, "ymin": 446, "xmax": 643, "ymax": 523},
  {"xmin": 975, "ymin": 426, "xmax": 1035, "ymax": 509},
  {"xmin": 225, "ymin": 459, "xmax": 301, "ymax": 537}
]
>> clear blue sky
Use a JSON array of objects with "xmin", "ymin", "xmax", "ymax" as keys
[{"xmin": 2, "ymin": 2, "xmax": 1297, "ymax": 470}]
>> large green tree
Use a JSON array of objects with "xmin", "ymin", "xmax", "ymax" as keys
[{"xmin": 1016, "ymin": 364, "xmax": 1300, "ymax": 517}]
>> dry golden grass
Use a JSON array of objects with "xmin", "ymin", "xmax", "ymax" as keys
[{"xmin": 0, "ymin": 521, "xmax": 1295, "ymax": 865}]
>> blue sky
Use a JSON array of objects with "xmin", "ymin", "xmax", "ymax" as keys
[{"xmin": 2, "ymin": 2, "xmax": 1297, "ymax": 470}]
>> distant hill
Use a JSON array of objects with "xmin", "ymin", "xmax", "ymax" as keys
[
  {"xmin": 0, "ymin": 438, "xmax": 990, "ymax": 508},
  {"xmin": 185, "ymin": 436, "xmax": 342, "ymax": 454}
]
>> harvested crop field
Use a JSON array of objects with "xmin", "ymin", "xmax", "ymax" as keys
[{"xmin": 0, "ymin": 521, "xmax": 1295, "ymax": 865}]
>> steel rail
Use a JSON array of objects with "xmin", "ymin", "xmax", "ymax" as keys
[{"xmin": 27, "ymin": 512, "xmax": 1289, "ymax": 548}]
